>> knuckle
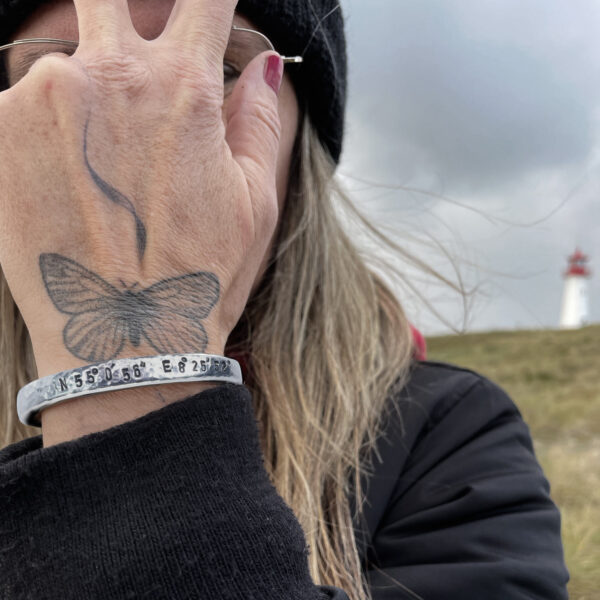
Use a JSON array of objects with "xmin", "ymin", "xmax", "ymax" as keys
[
  {"xmin": 255, "ymin": 196, "xmax": 279, "ymax": 241},
  {"xmin": 24, "ymin": 56, "xmax": 89, "ymax": 102},
  {"xmin": 245, "ymin": 168, "xmax": 279, "ymax": 227},
  {"xmin": 231, "ymin": 99, "xmax": 281, "ymax": 160},
  {"xmin": 252, "ymin": 98, "xmax": 282, "ymax": 142},
  {"xmin": 28, "ymin": 54, "xmax": 78, "ymax": 86},
  {"xmin": 171, "ymin": 61, "xmax": 223, "ymax": 111},
  {"xmin": 85, "ymin": 53, "xmax": 153, "ymax": 97},
  {"xmin": 28, "ymin": 53, "xmax": 69, "ymax": 75}
]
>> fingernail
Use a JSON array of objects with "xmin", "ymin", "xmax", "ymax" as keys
[{"xmin": 264, "ymin": 54, "xmax": 283, "ymax": 95}]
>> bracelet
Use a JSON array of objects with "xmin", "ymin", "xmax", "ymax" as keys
[{"xmin": 17, "ymin": 354, "xmax": 243, "ymax": 427}]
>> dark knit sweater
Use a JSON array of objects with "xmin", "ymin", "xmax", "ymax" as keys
[
  {"xmin": 0, "ymin": 384, "xmax": 348, "ymax": 599},
  {"xmin": 0, "ymin": 362, "xmax": 569, "ymax": 599}
]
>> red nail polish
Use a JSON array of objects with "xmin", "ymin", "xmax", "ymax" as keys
[{"xmin": 264, "ymin": 54, "xmax": 283, "ymax": 95}]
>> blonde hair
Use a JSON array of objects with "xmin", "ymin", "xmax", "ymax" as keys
[{"xmin": 1, "ymin": 112, "xmax": 422, "ymax": 599}]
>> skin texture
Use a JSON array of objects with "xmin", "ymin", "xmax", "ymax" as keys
[
  {"xmin": 0, "ymin": 0, "xmax": 300, "ymax": 445},
  {"xmin": 82, "ymin": 116, "xmax": 148, "ymax": 260},
  {"xmin": 11, "ymin": 0, "xmax": 300, "ymax": 287}
]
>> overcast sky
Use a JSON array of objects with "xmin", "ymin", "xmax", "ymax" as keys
[{"xmin": 336, "ymin": 0, "xmax": 600, "ymax": 335}]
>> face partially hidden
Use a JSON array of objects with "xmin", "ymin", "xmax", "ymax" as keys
[{"xmin": 11, "ymin": 0, "xmax": 300, "ymax": 295}]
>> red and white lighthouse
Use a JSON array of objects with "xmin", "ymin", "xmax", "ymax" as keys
[{"xmin": 559, "ymin": 248, "xmax": 591, "ymax": 329}]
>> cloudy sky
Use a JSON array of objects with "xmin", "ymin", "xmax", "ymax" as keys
[{"xmin": 336, "ymin": 0, "xmax": 600, "ymax": 335}]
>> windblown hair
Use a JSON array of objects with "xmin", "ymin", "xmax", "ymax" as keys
[{"xmin": 1, "ymin": 112, "xmax": 421, "ymax": 599}]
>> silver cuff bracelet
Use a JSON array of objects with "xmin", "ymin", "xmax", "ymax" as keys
[{"xmin": 17, "ymin": 353, "xmax": 243, "ymax": 427}]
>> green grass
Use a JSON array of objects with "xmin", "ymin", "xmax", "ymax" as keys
[{"xmin": 428, "ymin": 325, "xmax": 600, "ymax": 600}]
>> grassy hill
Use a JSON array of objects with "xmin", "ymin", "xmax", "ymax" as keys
[{"xmin": 428, "ymin": 325, "xmax": 600, "ymax": 600}]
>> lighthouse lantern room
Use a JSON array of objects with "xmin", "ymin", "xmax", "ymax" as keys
[{"xmin": 559, "ymin": 248, "xmax": 591, "ymax": 329}]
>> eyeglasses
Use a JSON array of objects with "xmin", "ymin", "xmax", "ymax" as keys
[{"xmin": 0, "ymin": 25, "xmax": 303, "ymax": 94}]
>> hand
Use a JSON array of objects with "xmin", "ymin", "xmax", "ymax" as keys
[{"xmin": 0, "ymin": 0, "xmax": 283, "ymax": 379}]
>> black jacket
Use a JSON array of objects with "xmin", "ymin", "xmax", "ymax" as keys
[
  {"xmin": 352, "ymin": 361, "xmax": 569, "ymax": 599},
  {"xmin": 0, "ymin": 361, "xmax": 569, "ymax": 599}
]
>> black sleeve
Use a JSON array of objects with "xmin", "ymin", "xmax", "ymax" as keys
[
  {"xmin": 364, "ymin": 370, "xmax": 569, "ymax": 600},
  {"xmin": 0, "ymin": 384, "xmax": 349, "ymax": 600}
]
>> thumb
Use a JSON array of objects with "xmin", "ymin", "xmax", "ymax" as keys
[{"xmin": 225, "ymin": 52, "xmax": 283, "ymax": 201}]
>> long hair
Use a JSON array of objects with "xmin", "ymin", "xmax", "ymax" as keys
[{"xmin": 1, "ymin": 111, "xmax": 421, "ymax": 599}]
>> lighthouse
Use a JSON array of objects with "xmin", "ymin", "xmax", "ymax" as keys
[{"xmin": 559, "ymin": 248, "xmax": 591, "ymax": 329}]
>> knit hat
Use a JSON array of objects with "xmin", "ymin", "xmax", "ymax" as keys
[{"xmin": 0, "ymin": 0, "xmax": 347, "ymax": 163}]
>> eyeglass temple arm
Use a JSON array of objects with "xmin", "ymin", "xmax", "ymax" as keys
[{"xmin": 231, "ymin": 25, "xmax": 303, "ymax": 64}]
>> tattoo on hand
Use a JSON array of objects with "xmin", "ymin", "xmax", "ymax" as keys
[
  {"xmin": 39, "ymin": 253, "xmax": 220, "ymax": 362},
  {"xmin": 83, "ymin": 116, "xmax": 147, "ymax": 262}
]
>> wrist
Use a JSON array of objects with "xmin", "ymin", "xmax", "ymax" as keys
[
  {"xmin": 27, "ymin": 322, "xmax": 233, "ymax": 446},
  {"xmin": 32, "ymin": 336, "xmax": 231, "ymax": 448},
  {"xmin": 41, "ymin": 380, "xmax": 222, "ymax": 448}
]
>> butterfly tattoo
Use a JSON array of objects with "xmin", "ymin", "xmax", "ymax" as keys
[{"xmin": 39, "ymin": 253, "xmax": 220, "ymax": 362}]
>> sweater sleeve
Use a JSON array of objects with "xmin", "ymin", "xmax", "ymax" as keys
[
  {"xmin": 364, "ymin": 372, "xmax": 569, "ymax": 600},
  {"xmin": 0, "ymin": 383, "xmax": 350, "ymax": 600}
]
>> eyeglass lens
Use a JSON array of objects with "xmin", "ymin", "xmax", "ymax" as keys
[{"xmin": 0, "ymin": 28, "xmax": 272, "ymax": 94}]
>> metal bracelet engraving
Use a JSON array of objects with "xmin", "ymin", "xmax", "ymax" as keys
[{"xmin": 17, "ymin": 354, "xmax": 243, "ymax": 427}]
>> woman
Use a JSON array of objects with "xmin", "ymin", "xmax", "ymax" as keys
[{"xmin": 0, "ymin": 1, "xmax": 569, "ymax": 598}]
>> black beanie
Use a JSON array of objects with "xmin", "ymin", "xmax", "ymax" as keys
[{"xmin": 0, "ymin": 0, "xmax": 347, "ymax": 163}]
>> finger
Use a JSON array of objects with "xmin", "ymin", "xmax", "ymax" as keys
[
  {"xmin": 73, "ymin": 0, "xmax": 138, "ymax": 48},
  {"xmin": 226, "ymin": 52, "xmax": 283, "ymax": 222},
  {"xmin": 159, "ymin": 0, "xmax": 237, "ymax": 64}
]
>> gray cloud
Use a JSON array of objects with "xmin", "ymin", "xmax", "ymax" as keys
[
  {"xmin": 338, "ymin": 0, "xmax": 600, "ymax": 333},
  {"xmin": 341, "ymin": 0, "xmax": 597, "ymax": 193}
]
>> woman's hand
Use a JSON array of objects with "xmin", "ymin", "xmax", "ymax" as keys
[{"xmin": 0, "ymin": 0, "xmax": 283, "ymax": 379}]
